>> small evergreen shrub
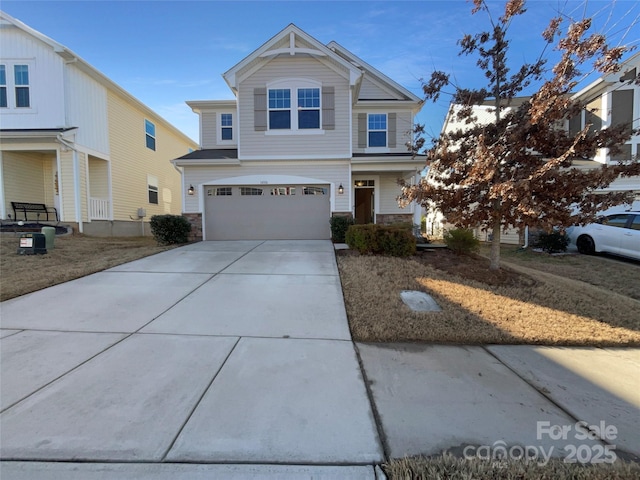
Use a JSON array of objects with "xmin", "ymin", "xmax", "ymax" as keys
[
  {"xmin": 443, "ymin": 228, "xmax": 480, "ymax": 255},
  {"xmin": 149, "ymin": 214, "xmax": 191, "ymax": 245},
  {"xmin": 345, "ymin": 224, "xmax": 379, "ymax": 254},
  {"xmin": 533, "ymin": 230, "xmax": 569, "ymax": 253},
  {"xmin": 329, "ymin": 216, "xmax": 355, "ymax": 243},
  {"xmin": 378, "ymin": 226, "xmax": 417, "ymax": 256},
  {"xmin": 345, "ymin": 224, "xmax": 416, "ymax": 256}
]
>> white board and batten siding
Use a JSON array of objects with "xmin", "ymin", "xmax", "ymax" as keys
[
  {"xmin": 0, "ymin": 24, "xmax": 65, "ymax": 129},
  {"xmin": 238, "ymin": 57, "xmax": 351, "ymax": 159},
  {"xmin": 65, "ymin": 65, "xmax": 110, "ymax": 156}
]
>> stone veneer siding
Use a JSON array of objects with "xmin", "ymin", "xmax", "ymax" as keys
[
  {"xmin": 376, "ymin": 213, "xmax": 413, "ymax": 225},
  {"xmin": 183, "ymin": 213, "xmax": 203, "ymax": 242}
]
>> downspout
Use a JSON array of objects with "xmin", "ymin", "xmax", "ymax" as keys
[{"xmin": 56, "ymin": 134, "xmax": 83, "ymax": 233}]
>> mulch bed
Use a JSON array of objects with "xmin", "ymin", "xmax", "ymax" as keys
[{"xmin": 0, "ymin": 223, "xmax": 69, "ymax": 235}]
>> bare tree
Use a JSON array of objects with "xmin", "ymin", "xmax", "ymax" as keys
[{"xmin": 400, "ymin": 0, "xmax": 640, "ymax": 270}]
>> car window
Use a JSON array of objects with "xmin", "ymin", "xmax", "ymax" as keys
[
  {"xmin": 604, "ymin": 214, "xmax": 630, "ymax": 228},
  {"xmin": 630, "ymin": 215, "xmax": 640, "ymax": 231}
]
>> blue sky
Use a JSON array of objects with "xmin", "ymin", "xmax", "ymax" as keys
[{"xmin": 2, "ymin": 0, "xmax": 639, "ymax": 144}]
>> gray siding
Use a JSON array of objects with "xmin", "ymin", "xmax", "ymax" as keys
[
  {"xmin": 183, "ymin": 161, "xmax": 350, "ymax": 213},
  {"xmin": 352, "ymin": 109, "xmax": 413, "ymax": 154},
  {"xmin": 238, "ymin": 57, "xmax": 351, "ymax": 158},
  {"xmin": 359, "ymin": 77, "xmax": 402, "ymax": 100},
  {"xmin": 201, "ymin": 111, "xmax": 217, "ymax": 148},
  {"xmin": 379, "ymin": 173, "xmax": 408, "ymax": 214}
]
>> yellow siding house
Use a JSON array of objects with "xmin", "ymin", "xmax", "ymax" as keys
[{"xmin": 0, "ymin": 11, "xmax": 197, "ymax": 235}]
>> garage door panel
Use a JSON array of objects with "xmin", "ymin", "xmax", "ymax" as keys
[{"xmin": 205, "ymin": 185, "xmax": 330, "ymax": 240}]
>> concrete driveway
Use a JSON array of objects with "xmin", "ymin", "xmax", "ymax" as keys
[
  {"xmin": 0, "ymin": 240, "xmax": 384, "ymax": 479},
  {"xmin": 2, "ymin": 239, "xmax": 639, "ymax": 478}
]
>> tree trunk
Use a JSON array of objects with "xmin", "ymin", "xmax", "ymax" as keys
[{"xmin": 489, "ymin": 219, "xmax": 501, "ymax": 270}]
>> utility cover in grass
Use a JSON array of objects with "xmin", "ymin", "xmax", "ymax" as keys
[{"xmin": 400, "ymin": 290, "xmax": 442, "ymax": 312}]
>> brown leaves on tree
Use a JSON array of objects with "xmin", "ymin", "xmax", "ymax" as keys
[{"xmin": 401, "ymin": 0, "xmax": 639, "ymax": 270}]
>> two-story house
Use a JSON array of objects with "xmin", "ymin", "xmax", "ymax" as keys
[
  {"xmin": 0, "ymin": 11, "xmax": 198, "ymax": 236},
  {"xmin": 569, "ymin": 51, "xmax": 640, "ymax": 212},
  {"xmin": 423, "ymin": 53, "xmax": 640, "ymax": 243},
  {"xmin": 172, "ymin": 24, "xmax": 425, "ymax": 241}
]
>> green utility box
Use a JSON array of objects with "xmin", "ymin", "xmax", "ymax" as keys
[
  {"xmin": 41, "ymin": 226, "xmax": 56, "ymax": 250},
  {"xmin": 17, "ymin": 233, "xmax": 47, "ymax": 255}
]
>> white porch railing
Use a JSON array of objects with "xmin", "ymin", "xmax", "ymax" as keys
[{"xmin": 90, "ymin": 197, "xmax": 110, "ymax": 220}]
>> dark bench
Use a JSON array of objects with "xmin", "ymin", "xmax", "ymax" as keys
[{"xmin": 11, "ymin": 202, "xmax": 59, "ymax": 223}]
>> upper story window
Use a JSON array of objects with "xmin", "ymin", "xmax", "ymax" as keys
[
  {"xmin": 268, "ymin": 87, "xmax": 321, "ymax": 130},
  {"xmin": 297, "ymin": 88, "xmax": 320, "ymax": 129},
  {"xmin": 0, "ymin": 62, "xmax": 34, "ymax": 110},
  {"xmin": 14, "ymin": 65, "xmax": 30, "ymax": 108},
  {"xmin": 255, "ymin": 83, "xmax": 333, "ymax": 133},
  {"xmin": 220, "ymin": 113, "xmax": 233, "ymax": 140},
  {"xmin": 0, "ymin": 65, "xmax": 6, "ymax": 108},
  {"xmin": 145, "ymin": 119, "xmax": 156, "ymax": 151},
  {"xmin": 268, "ymin": 89, "xmax": 291, "ymax": 129},
  {"xmin": 368, "ymin": 114, "xmax": 387, "ymax": 147}
]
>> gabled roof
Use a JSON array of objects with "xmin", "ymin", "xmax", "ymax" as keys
[
  {"xmin": 572, "ymin": 51, "xmax": 640, "ymax": 101},
  {"xmin": 223, "ymin": 24, "xmax": 363, "ymax": 93},
  {"xmin": 0, "ymin": 10, "xmax": 196, "ymax": 146},
  {"xmin": 327, "ymin": 41, "xmax": 422, "ymax": 103}
]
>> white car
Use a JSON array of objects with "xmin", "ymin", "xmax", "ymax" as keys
[{"xmin": 567, "ymin": 211, "xmax": 640, "ymax": 260}]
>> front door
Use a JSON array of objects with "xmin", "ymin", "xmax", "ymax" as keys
[{"xmin": 355, "ymin": 188, "xmax": 374, "ymax": 224}]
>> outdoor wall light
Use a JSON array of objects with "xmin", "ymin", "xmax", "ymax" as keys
[
  {"xmin": 338, "ymin": 183, "xmax": 344, "ymax": 195},
  {"xmin": 187, "ymin": 184, "xmax": 195, "ymax": 196}
]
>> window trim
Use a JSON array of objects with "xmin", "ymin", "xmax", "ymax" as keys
[
  {"xmin": 0, "ymin": 65, "xmax": 7, "ymax": 108},
  {"xmin": 367, "ymin": 113, "xmax": 387, "ymax": 149},
  {"xmin": 147, "ymin": 175, "xmax": 159, "ymax": 205},
  {"xmin": 217, "ymin": 112, "xmax": 235, "ymax": 144},
  {"xmin": 145, "ymin": 119, "xmax": 156, "ymax": 151},
  {"xmin": 265, "ymin": 79, "xmax": 324, "ymax": 134},
  {"xmin": 14, "ymin": 64, "xmax": 30, "ymax": 108},
  {"xmin": 0, "ymin": 60, "xmax": 35, "ymax": 111}
]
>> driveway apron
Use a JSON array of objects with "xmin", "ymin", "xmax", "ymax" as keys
[{"xmin": 0, "ymin": 240, "xmax": 383, "ymax": 469}]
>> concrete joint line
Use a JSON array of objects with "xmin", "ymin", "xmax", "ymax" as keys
[
  {"xmin": 480, "ymin": 346, "xmax": 621, "ymax": 451},
  {"xmin": 132, "ymin": 274, "xmax": 218, "ymax": 333},
  {"xmin": 0, "ymin": 333, "xmax": 134, "ymax": 414},
  {"xmin": 352, "ymin": 343, "xmax": 390, "ymax": 462},
  {"xmin": 160, "ymin": 336, "xmax": 242, "ymax": 461},
  {"xmin": 217, "ymin": 240, "xmax": 266, "ymax": 275}
]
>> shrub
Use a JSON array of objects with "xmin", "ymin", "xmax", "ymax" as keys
[
  {"xmin": 149, "ymin": 215, "xmax": 191, "ymax": 245},
  {"xmin": 345, "ymin": 224, "xmax": 379, "ymax": 254},
  {"xmin": 329, "ymin": 216, "xmax": 355, "ymax": 243},
  {"xmin": 533, "ymin": 230, "xmax": 569, "ymax": 253},
  {"xmin": 345, "ymin": 224, "xmax": 416, "ymax": 257},
  {"xmin": 444, "ymin": 228, "xmax": 480, "ymax": 255},
  {"xmin": 378, "ymin": 226, "xmax": 417, "ymax": 256}
]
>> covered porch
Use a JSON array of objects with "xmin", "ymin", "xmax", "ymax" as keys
[{"xmin": 0, "ymin": 130, "xmax": 112, "ymax": 226}]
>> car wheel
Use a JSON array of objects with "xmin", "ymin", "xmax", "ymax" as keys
[{"xmin": 576, "ymin": 235, "xmax": 595, "ymax": 255}]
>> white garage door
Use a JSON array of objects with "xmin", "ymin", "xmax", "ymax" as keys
[{"xmin": 204, "ymin": 185, "xmax": 331, "ymax": 240}]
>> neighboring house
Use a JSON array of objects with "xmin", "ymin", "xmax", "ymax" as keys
[
  {"xmin": 569, "ymin": 51, "xmax": 640, "ymax": 213},
  {"xmin": 0, "ymin": 11, "xmax": 198, "ymax": 236},
  {"xmin": 423, "ymin": 53, "xmax": 640, "ymax": 243},
  {"xmin": 172, "ymin": 24, "xmax": 425, "ymax": 241},
  {"xmin": 422, "ymin": 100, "xmax": 528, "ymax": 244}
]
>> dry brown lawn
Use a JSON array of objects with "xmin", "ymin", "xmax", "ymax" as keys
[
  {"xmin": 0, "ymin": 234, "xmax": 176, "ymax": 301},
  {"xmin": 482, "ymin": 244, "xmax": 640, "ymax": 301},
  {"xmin": 337, "ymin": 247, "xmax": 640, "ymax": 346}
]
